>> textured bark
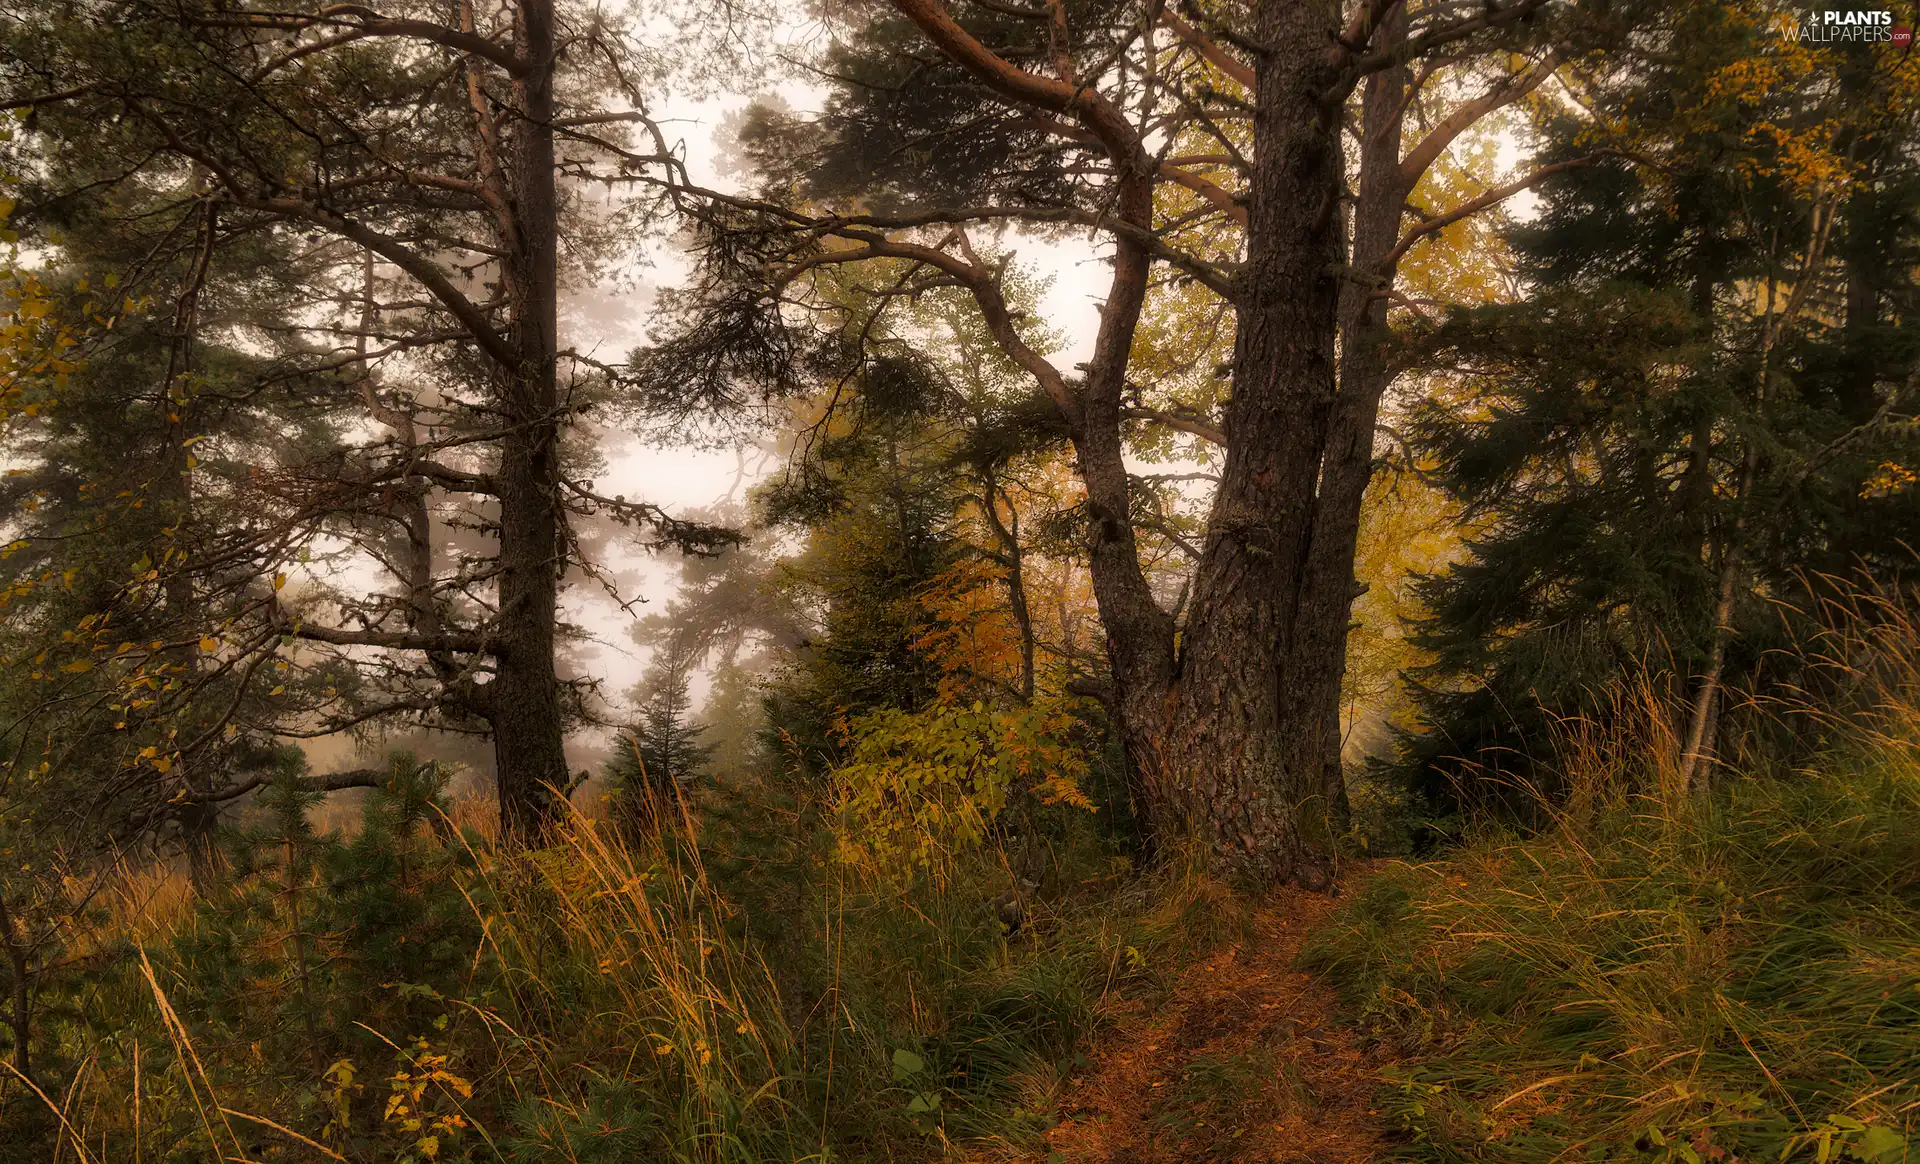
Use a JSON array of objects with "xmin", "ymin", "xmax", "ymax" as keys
[
  {"xmin": 1151, "ymin": 0, "xmax": 1349, "ymax": 885},
  {"xmin": 489, "ymin": 0, "xmax": 569, "ymax": 841}
]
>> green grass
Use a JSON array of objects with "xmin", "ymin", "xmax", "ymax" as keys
[{"xmin": 1304, "ymin": 765, "xmax": 1920, "ymax": 1163}]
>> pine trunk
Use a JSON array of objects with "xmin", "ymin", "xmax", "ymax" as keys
[
  {"xmin": 491, "ymin": 0, "xmax": 569, "ymax": 842},
  {"xmin": 1109, "ymin": 0, "xmax": 1348, "ymax": 885}
]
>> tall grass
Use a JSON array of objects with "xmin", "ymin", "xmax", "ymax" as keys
[
  {"xmin": 0, "ymin": 754, "xmax": 1246, "ymax": 1162},
  {"xmin": 2, "ymin": 786, "xmax": 814, "ymax": 1164},
  {"xmin": 1304, "ymin": 583, "xmax": 1920, "ymax": 1163},
  {"xmin": 456, "ymin": 796, "xmax": 809, "ymax": 1162}
]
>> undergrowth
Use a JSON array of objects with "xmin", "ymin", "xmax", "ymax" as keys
[
  {"xmin": 1307, "ymin": 744, "xmax": 1920, "ymax": 1162},
  {"xmin": 0, "ymin": 754, "xmax": 1242, "ymax": 1162}
]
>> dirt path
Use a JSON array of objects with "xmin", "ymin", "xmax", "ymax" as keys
[{"xmin": 1031, "ymin": 881, "xmax": 1393, "ymax": 1163}]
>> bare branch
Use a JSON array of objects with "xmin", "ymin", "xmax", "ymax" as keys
[
  {"xmin": 1121, "ymin": 405, "xmax": 1225, "ymax": 446},
  {"xmin": 1382, "ymin": 153, "xmax": 1611, "ymax": 271},
  {"xmin": 1159, "ymin": 9, "xmax": 1254, "ymax": 90}
]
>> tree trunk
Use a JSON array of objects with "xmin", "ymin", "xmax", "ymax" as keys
[
  {"xmin": 1060, "ymin": 152, "xmax": 1177, "ymax": 843},
  {"xmin": 1295, "ymin": 10, "xmax": 1413, "ymax": 844},
  {"xmin": 877, "ymin": 0, "xmax": 1574, "ymax": 888},
  {"xmin": 491, "ymin": 0, "xmax": 569, "ymax": 842},
  {"xmin": 1143, "ymin": 0, "xmax": 1348, "ymax": 886},
  {"xmin": 1678, "ymin": 547, "xmax": 1738, "ymax": 802},
  {"xmin": 167, "ymin": 197, "xmax": 225, "ymax": 887},
  {"xmin": 1840, "ymin": 186, "xmax": 1883, "ymax": 424},
  {"xmin": 980, "ymin": 471, "xmax": 1036, "ymax": 701}
]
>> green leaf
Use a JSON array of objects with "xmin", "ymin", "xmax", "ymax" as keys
[
  {"xmin": 1858, "ymin": 1126, "xmax": 1907, "ymax": 1162},
  {"xmin": 891, "ymin": 1047, "xmax": 925, "ymax": 1080}
]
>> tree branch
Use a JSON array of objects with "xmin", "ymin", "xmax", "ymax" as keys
[
  {"xmin": 272, "ymin": 606, "xmax": 485, "ymax": 654},
  {"xmin": 1382, "ymin": 153, "xmax": 1609, "ymax": 271},
  {"xmin": 1159, "ymin": 9, "xmax": 1254, "ymax": 90},
  {"xmin": 1397, "ymin": 47, "xmax": 1563, "ymax": 186},
  {"xmin": 1121, "ymin": 405, "xmax": 1225, "ymax": 446},
  {"xmin": 889, "ymin": 0, "xmax": 1147, "ymax": 168},
  {"xmin": 193, "ymin": 5, "xmax": 526, "ymax": 75}
]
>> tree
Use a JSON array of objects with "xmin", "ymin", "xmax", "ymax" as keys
[
  {"xmin": 0, "ymin": 122, "xmax": 400, "ymax": 885},
  {"xmin": 643, "ymin": 0, "xmax": 1629, "ymax": 883},
  {"xmin": 1, "ymin": 0, "xmax": 740, "ymax": 841},
  {"xmin": 1395, "ymin": 6, "xmax": 1920, "ymax": 809},
  {"xmin": 607, "ymin": 644, "xmax": 716, "ymax": 829},
  {"xmin": 757, "ymin": 352, "xmax": 969, "ymax": 768}
]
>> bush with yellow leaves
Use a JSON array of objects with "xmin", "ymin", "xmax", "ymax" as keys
[{"xmin": 829, "ymin": 694, "xmax": 1094, "ymax": 882}]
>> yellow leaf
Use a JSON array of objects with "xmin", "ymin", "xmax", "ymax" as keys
[
  {"xmin": 198, "ymin": 636, "xmax": 218, "ymax": 652},
  {"xmin": 153, "ymin": 755, "xmax": 172, "ymax": 773},
  {"xmin": 273, "ymin": 572, "xmax": 287, "ymax": 591},
  {"xmin": 270, "ymin": 685, "xmax": 285, "ymax": 696}
]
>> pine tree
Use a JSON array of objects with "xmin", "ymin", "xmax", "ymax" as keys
[
  {"xmin": 1, "ymin": 0, "xmax": 742, "ymax": 843},
  {"xmin": 644, "ymin": 0, "xmax": 1645, "ymax": 883},
  {"xmin": 170, "ymin": 752, "xmax": 477, "ymax": 1067}
]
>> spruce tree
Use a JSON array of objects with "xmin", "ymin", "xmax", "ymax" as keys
[
  {"xmin": 607, "ymin": 653, "xmax": 714, "ymax": 828},
  {"xmin": 1394, "ymin": 13, "xmax": 1920, "ymax": 810}
]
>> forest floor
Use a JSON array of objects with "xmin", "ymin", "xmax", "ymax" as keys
[{"xmin": 1023, "ymin": 872, "xmax": 1393, "ymax": 1163}]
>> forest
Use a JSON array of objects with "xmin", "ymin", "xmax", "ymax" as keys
[{"xmin": 1, "ymin": 0, "xmax": 1918, "ymax": 1159}]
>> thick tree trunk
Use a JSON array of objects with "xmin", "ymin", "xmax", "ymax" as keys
[
  {"xmin": 884, "ymin": 0, "xmax": 1567, "ymax": 888},
  {"xmin": 491, "ymin": 0, "xmax": 569, "ymax": 842},
  {"xmin": 1145, "ymin": 0, "xmax": 1348, "ymax": 886}
]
